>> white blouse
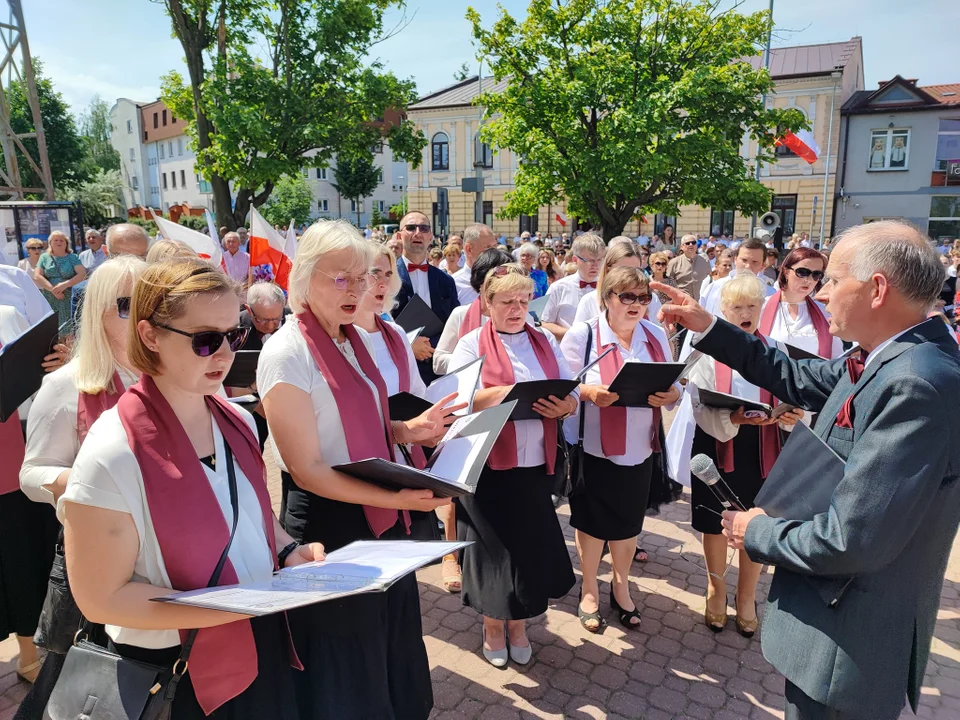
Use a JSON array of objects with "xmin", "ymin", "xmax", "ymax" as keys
[
  {"xmin": 761, "ymin": 297, "xmax": 844, "ymax": 359},
  {"xmin": 60, "ymin": 407, "xmax": 274, "ymax": 649},
  {"xmin": 449, "ymin": 324, "xmax": 575, "ymax": 468},
  {"xmin": 434, "ymin": 305, "xmax": 537, "ymax": 376},
  {"xmin": 572, "ymin": 288, "xmax": 662, "ymax": 326},
  {"xmin": 21, "ymin": 361, "xmax": 139, "ymax": 506},
  {"xmin": 560, "ymin": 316, "xmax": 678, "ymax": 467},
  {"xmin": 257, "ymin": 318, "xmax": 384, "ymax": 472}
]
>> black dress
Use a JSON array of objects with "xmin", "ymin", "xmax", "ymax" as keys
[
  {"xmin": 456, "ymin": 464, "xmax": 575, "ymax": 620},
  {"xmin": 570, "ymin": 453, "xmax": 653, "ymax": 540},
  {"xmin": 690, "ymin": 423, "xmax": 764, "ymax": 535},
  {"xmin": 281, "ymin": 472, "xmax": 433, "ymax": 720}
]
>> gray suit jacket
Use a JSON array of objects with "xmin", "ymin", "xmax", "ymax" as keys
[{"xmin": 696, "ymin": 317, "xmax": 960, "ymax": 718}]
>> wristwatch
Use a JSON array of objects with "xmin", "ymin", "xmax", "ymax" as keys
[{"xmin": 278, "ymin": 541, "xmax": 300, "ymax": 567}]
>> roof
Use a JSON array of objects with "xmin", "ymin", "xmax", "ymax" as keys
[
  {"xmin": 923, "ymin": 84, "xmax": 960, "ymax": 106},
  {"xmin": 743, "ymin": 37, "xmax": 861, "ymax": 79},
  {"xmin": 842, "ymin": 75, "xmax": 960, "ymax": 114},
  {"xmin": 409, "ymin": 76, "xmax": 509, "ymax": 111}
]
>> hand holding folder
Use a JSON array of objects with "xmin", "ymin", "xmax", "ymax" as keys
[
  {"xmin": 388, "ymin": 357, "xmax": 484, "ymax": 421},
  {"xmin": 606, "ymin": 362, "xmax": 686, "ymax": 407}
]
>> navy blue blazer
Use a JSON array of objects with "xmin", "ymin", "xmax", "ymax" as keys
[{"xmin": 393, "ymin": 260, "xmax": 459, "ymax": 383}]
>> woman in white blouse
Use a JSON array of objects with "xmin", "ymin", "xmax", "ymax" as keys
[
  {"xmin": 573, "ymin": 241, "xmax": 662, "ymax": 324},
  {"xmin": 560, "ymin": 268, "xmax": 679, "ymax": 632},
  {"xmin": 685, "ymin": 274, "xmax": 802, "ymax": 638},
  {"xmin": 448, "ymin": 265, "xmax": 577, "ymax": 668},
  {"xmin": 758, "ymin": 247, "xmax": 843, "ymax": 359},
  {"xmin": 61, "ymin": 259, "xmax": 323, "ymax": 719},
  {"xmin": 257, "ymin": 220, "xmax": 458, "ymax": 720}
]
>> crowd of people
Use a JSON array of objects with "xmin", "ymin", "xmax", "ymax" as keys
[{"xmin": 0, "ymin": 213, "xmax": 958, "ymax": 720}]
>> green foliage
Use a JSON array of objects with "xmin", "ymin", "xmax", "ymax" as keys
[
  {"xmin": 389, "ymin": 194, "xmax": 408, "ymax": 220},
  {"xmin": 61, "ymin": 169, "xmax": 124, "ymax": 227},
  {"xmin": 454, "ymin": 62, "xmax": 471, "ymax": 82},
  {"xmin": 161, "ymin": 0, "xmax": 425, "ymax": 229},
  {"xmin": 467, "ymin": 0, "xmax": 808, "ymax": 239},
  {"xmin": 370, "ymin": 205, "xmax": 385, "ymax": 227},
  {"xmin": 126, "ymin": 217, "xmax": 156, "ymax": 231},
  {"xmin": 261, "ymin": 174, "xmax": 313, "ymax": 227},
  {"xmin": 178, "ymin": 214, "xmax": 209, "ymax": 231},
  {"xmin": 78, "ymin": 95, "xmax": 121, "ymax": 177},
  {"xmin": 331, "ymin": 152, "xmax": 381, "ymax": 225}
]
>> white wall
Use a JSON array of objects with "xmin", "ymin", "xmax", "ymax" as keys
[
  {"xmin": 109, "ymin": 98, "xmax": 151, "ymax": 210},
  {"xmin": 155, "ymin": 134, "xmax": 213, "ymax": 211}
]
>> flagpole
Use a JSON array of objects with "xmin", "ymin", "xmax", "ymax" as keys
[
  {"xmin": 819, "ymin": 71, "xmax": 841, "ymax": 248},
  {"xmin": 750, "ymin": 0, "xmax": 774, "ymax": 239}
]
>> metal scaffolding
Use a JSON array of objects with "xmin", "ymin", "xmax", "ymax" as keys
[{"xmin": 0, "ymin": 0, "xmax": 53, "ymax": 199}]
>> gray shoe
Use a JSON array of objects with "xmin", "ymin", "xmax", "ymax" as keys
[{"xmin": 482, "ymin": 627, "xmax": 508, "ymax": 668}]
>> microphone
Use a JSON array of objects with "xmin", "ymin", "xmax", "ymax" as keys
[{"xmin": 690, "ymin": 454, "xmax": 747, "ymax": 512}]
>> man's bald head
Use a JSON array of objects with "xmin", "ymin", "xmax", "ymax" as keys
[{"xmin": 105, "ymin": 223, "xmax": 149, "ymax": 259}]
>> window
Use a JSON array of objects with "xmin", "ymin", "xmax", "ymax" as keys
[
  {"xmin": 316, "ymin": 167, "xmax": 327, "ymax": 180},
  {"xmin": 318, "ymin": 199, "xmax": 329, "ymax": 212},
  {"xmin": 159, "ymin": 143, "xmax": 165, "ymax": 159},
  {"xmin": 180, "ymin": 170, "xmax": 186, "ymax": 187},
  {"xmin": 372, "ymin": 141, "xmax": 383, "ymax": 154},
  {"xmin": 171, "ymin": 113, "xmax": 176, "ymax": 123},
  {"xmin": 153, "ymin": 113, "xmax": 158, "ymax": 129},
  {"xmin": 376, "ymin": 200, "xmax": 386, "ymax": 212},
  {"xmin": 168, "ymin": 141, "xmax": 174, "ymax": 157},
  {"xmin": 162, "ymin": 173, "xmax": 168, "ymax": 190},
  {"xmin": 519, "ymin": 214, "xmax": 538, "ymax": 234},
  {"xmin": 126, "ymin": 119, "xmax": 133, "ymax": 134},
  {"xmin": 868, "ymin": 128, "xmax": 910, "ymax": 171},
  {"xmin": 935, "ymin": 119, "xmax": 960, "ymax": 171},
  {"xmin": 929, "ymin": 196, "xmax": 960, "ymax": 239},
  {"xmin": 129, "ymin": 148, "xmax": 135, "ymax": 161},
  {"xmin": 151, "ymin": 186, "xmax": 159, "ymax": 196},
  {"xmin": 162, "ymin": 109, "xmax": 167, "ymax": 126},
  {"xmin": 171, "ymin": 172, "xmax": 176, "ymax": 189},
  {"xmin": 710, "ymin": 209, "xmax": 735, "ymax": 236},
  {"xmin": 132, "ymin": 176, "xmax": 139, "ymax": 191},
  {"xmin": 775, "ymin": 143, "xmax": 798, "ymax": 158},
  {"xmin": 350, "ymin": 199, "xmax": 364, "ymax": 213},
  {"xmin": 771, "ymin": 194, "xmax": 798, "ymax": 236},
  {"xmin": 177, "ymin": 138, "xmax": 184, "ymax": 156},
  {"xmin": 377, "ymin": 168, "xmax": 383, "ymax": 183},
  {"xmin": 475, "ymin": 133, "xmax": 493, "ymax": 168},
  {"xmin": 431, "ymin": 132, "xmax": 449, "ymax": 171},
  {"xmin": 483, "ymin": 200, "xmax": 494, "ymax": 228}
]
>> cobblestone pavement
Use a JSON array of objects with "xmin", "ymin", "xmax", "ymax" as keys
[{"xmin": 3, "ymin": 455, "xmax": 958, "ymax": 719}]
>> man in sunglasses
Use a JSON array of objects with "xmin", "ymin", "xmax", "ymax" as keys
[
  {"xmin": 666, "ymin": 233, "xmax": 711, "ymax": 301},
  {"xmin": 393, "ymin": 210, "xmax": 460, "ymax": 384}
]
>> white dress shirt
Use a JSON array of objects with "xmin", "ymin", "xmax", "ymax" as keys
[
  {"xmin": 541, "ymin": 273, "xmax": 595, "ymax": 329},
  {"xmin": 0, "ymin": 264, "xmax": 52, "ymax": 325},
  {"xmin": 572, "ymin": 288, "xmax": 662, "ymax": 327},
  {"xmin": 367, "ymin": 320, "xmax": 425, "ymax": 466},
  {"xmin": 452, "ymin": 265, "xmax": 477, "ymax": 305},
  {"xmin": 21, "ymin": 361, "xmax": 139, "ymax": 506},
  {"xmin": 60, "ymin": 407, "xmax": 273, "ymax": 649},
  {"xmin": 434, "ymin": 306, "xmax": 538, "ymax": 376},
  {"xmin": 223, "ymin": 248, "xmax": 251, "ymax": 284},
  {"xmin": 449, "ymin": 325, "xmax": 575, "ymax": 468},
  {"xmin": 762, "ymin": 296, "xmax": 843, "ymax": 359},
  {"xmin": 863, "ymin": 321, "xmax": 929, "ymax": 370},
  {"xmin": 561, "ymin": 315, "xmax": 677, "ymax": 466},
  {"xmin": 401, "ymin": 254, "xmax": 431, "ymax": 307}
]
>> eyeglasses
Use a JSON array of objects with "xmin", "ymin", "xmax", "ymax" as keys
[
  {"xmin": 652, "ymin": 261, "xmax": 667, "ymax": 267},
  {"xmin": 368, "ymin": 267, "xmax": 394, "ymax": 281},
  {"xmin": 790, "ymin": 267, "xmax": 825, "ymax": 282},
  {"xmin": 403, "ymin": 223, "xmax": 431, "ymax": 233},
  {"xmin": 27, "ymin": 246, "xmax": 42, "ymax": 252},
  {"xmin": 317, "ymin": 268, "xmax": 373, "ymax": 291},
  {"xmin": 152, "ymin": 322, "xmax": 249, "ymax": 357},
  {"xmin": 247, "ymin": 305, "xmax": 285, "ymax": 326},
  {"xmin": 116, "ymin": 296, "xmax": 131, "ymax": 319},
  {"xmin": 575, "ymin": 254, "xmax": 602, "ymax": 265},
  {"xmin": 614, "ymin": 291, "xmax": 653, "ymax": 306},
  {"xmin": 682, "ymin": 241, "xmax": 698, "ymax": 247}
]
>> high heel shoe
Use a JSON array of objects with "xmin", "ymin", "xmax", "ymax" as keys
[
  {"xmin": 734, "ymin": 597, "xmax": 759, "ymax": 638},
  {"xmin": 704, "ymin": 591, "xmax": 728, "ymax": 633},
  {"xmin": 577, "ymin": 588, "xmax": 605, "ymax": 633},
  {"xmin": 482, "ymin": 626, "xmax": 508, "ymax": 668},
  {"xmin": 609, "ymin": 586, "xmax": 641, "ymax": 629}
]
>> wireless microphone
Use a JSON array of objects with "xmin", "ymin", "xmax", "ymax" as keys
[{"xmin": 690, "ymin": 453, "xmax": 747, "ymax": 512}]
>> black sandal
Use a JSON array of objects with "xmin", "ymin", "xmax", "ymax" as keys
[
  {"xmin": 577, "ymin": 589, "xmax": 605, "ymax": 633},
  {"xmin": 633, "ymin": 547, "xmax": 648, "ymax": 563},
  {"xmin": 610, "ymin": 587, "xmax": 641, "ymax": 629}
]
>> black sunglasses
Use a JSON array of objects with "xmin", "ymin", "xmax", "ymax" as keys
[
  {"xmin": 404, "ymin": 223, "xmax": 431, "ymax": 233},
  {"xmin": 153, "ymin": 322, "xmax": 249, "ymax": 357},
  {"xmin": 117, "ymin": 296, "xmax": 131, "ymax": 319},
  {"xmin": 790, "ymin": 267, "xmax": 825, "ymax": 281},
  {"xmin": 615, "ymin": 291, "xmax": 653, "ymax": 306}
]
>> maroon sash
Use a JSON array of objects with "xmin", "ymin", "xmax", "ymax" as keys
[
  {"xmin": 0, "ymin": 339, "xmax": 23, "ymax": 495},
  {"xmin": 759, "ymin": 291, "xmax": 833, "ymax": 358},
  {"xmin": 76, "ymin": 371, "xmax": 124, "ymax": 446},
  {"xmin": 459, "ymin": 298, "xmax": 484, "ymax": 339},
  {"xmin": 374, "ymin": 315, "xmax": 427, "ymax": 470}
]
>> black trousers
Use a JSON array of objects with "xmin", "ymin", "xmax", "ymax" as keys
[{"xmin": 784, "ymin": 680, "xmax": 902, "ymax": 720}]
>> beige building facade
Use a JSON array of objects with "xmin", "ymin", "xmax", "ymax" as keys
[{"xmin": 407, "ymin": 38, "xmax": 864, "ymax": 242}]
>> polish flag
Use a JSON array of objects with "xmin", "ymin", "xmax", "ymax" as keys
[
  {"xmin": 776, "ymin": 130, "xmax": 820, "ymax": 164},
  {"xmin": 284, "ymin": 220, "xmax": 298, "ymax": 262},
  {"xmin": 249, "ymin": 206, "xmax": 293, "ymax": 290},
  {"xmin": 150, "ymin": 209, "xmax": 223, "ymax": 268},
  {"xmin": 555, "ymin": 211, "xmax": 567, "ymax": 227}
]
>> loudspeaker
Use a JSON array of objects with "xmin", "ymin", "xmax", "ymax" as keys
[{"xmin": 759, "ymin": 212, "xmax": 780, "ymax": 231}]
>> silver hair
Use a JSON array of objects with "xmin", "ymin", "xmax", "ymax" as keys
[
  {"xmin": 570, "ymin": 233, "xmax": 605, "ymax": 258},
  {"xmin": 462, "ymin": 223, "xmax": 490, "ymax": 247},
  {"xmin": 843, "ymin": 221, "xmax": 944, "ymax": 307},
  {"xmin": 518, "ymin": 242, "xmax": 538, "ymax": 257},
  {"xmin": 609, "ymin": 236, "xmax": 634, "ymax": 247},
  {"xmin": 288, "ymin": 220, "xmax": 374, "ymax": 313},
  {"xmin": 246, "ymin": 281, "xmax": 286, "ymax": 308}
]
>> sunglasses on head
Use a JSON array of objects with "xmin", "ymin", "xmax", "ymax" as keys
[
  {"xmin": 614, "ymin": 291, "xmax": 653, "ymax": 306},
  {"xmin": 152, "ymin": 322, "xmax": 250, "ymax": 357},
  {"xmin": 492, "ymin": 264, "xmax": 527, "ymax": 277},
  {"xmin": 116, "ymin": 296, "xmax": 131, "ymax": 319},
  {"xmin": 404, "ymin": 223, "xmax": 431, "ymax": 233},
  {"xmin": 790, "ymin": 267, "xmax": 825, "ymax": 281}
]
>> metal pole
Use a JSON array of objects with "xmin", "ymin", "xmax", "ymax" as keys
[
  {"xmin": 750, "ymin": 0, "xmax": 774, "ymax": 238},
  {"xmin": 809, "ymin": 195, "xmax": 817, "ymax": 242},
  {"xmin": 820, "ymin": 72, "xmax": 840, "ymax": 248},
  {"xmin": 475, "ymin": 61, "xmax": 484, "ymax": 224}
]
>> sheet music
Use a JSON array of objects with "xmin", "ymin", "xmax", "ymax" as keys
[
  {"xmin": 425, "ymin": 357, "xmax": 483, "ymax": 415},
  {"xmin": 406, "ymin": 326, "xmax": 424, "ymax": 344},
  {"xmin": 427, "ymin": 432, "xmax": 490, "ymax": 483}
]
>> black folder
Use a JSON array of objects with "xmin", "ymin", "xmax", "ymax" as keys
[
  {"xmin": 225, "ymin": 350, "xmax": 259, "ymax": 388},
  {"xmin": 388, "ymin": 392, "xmax": 431, "ymax": 422},
  {"xmin": 502, "ymin": 379, "xmax": 579, "ymax": 421},
  {"xmin": 0, "ymin": 312, "xmax": 58, "ymax": 422},
  {"xmin": 607, "ymin": 362, "xmax": 686, "ymax": 407},
  {"xmin": 755, "ymin": 421, "xmax": 846, "ymax": 520},
  {"xmin": 696, "ymin": 387, "xmax": 798, "ymax": 420},
  {"xmin": 394, "ymin": 294, "xmax": 444, "ymax": 338},
  {"xmin": 784, "ymin": 343, "xmax": 824, "ymax": 361},
  {"xmin": 334, "ymin": 401, "xmax": 516, "ymax": 497},
  {"xmin": 388, "ymin": 357, "xmax": 484, "ymax": 421}
]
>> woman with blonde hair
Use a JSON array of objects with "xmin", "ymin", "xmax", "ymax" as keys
[
  {"xmin": 441, "ymin": 243, "xmax": 462, "ymax": 275},
  {"xmin": 34, "ymin": 231, "xmax": 85, "ymax": 331},
  {"xmin": 449, "ymin": 264, "xmax": 576, "ymax": 667}
]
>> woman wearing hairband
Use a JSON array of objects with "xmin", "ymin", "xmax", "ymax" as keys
[{"xmin": 60, "ymin": 258, "xmax": 323, "ymax": 719}]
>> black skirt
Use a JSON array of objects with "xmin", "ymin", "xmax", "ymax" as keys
[
  {"xmin": 110, "ymin": 615, "xmax": 299, "ymax": 720},
  {"xmin": 691, "ymin": 424, "xmax": 765, "ymax": 535},
  {"xmin": 0, "ymin": 490, "xmax": 58, "ymax": 638},
  {"xmin": 456, "ymin": 464, "xmax": 575, "ymax": 620},
  {"xmin": 569, "ymin": 453, "xmax": 653, "ymax": 540},
  {"xmin": 281, "ymin": 472, "xmax": 433, "ymax": 720}
]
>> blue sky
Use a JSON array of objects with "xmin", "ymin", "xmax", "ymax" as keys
[{"xmin": 23, "ymin": 0, "xmax": 959, "ymax": 116}]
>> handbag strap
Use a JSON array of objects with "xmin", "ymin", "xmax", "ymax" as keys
[{"xmin": 577, "ymin": 324, "xmax": 593, "ymax": 446}]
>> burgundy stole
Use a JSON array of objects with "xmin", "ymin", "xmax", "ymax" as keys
[
  {"xmin": 296, "ymin": 311, "xmax": 410, "ymax": 536},
  {"xmin": 117, "ymin": 375, "xmax": 293, "ymax": 716},
  {"xmin": 595, "ymin": 320, "xmax": 666, "ymax": 457},
  {"xmin": 714, "ymin": 334, "xmax": 782, "ymax": 479},
  {"xmin": 0, "ymin": 339, "xmax": 23, "ymax": 495},
  {"xmin": 374, "ymin": 315, "xmax": 427, "ymax": 470},
  {"xmin": 759, "ymin": 291, "xmax": 833, "ymax": 359},
  {"xmin": 76, "ymin": 371, "xmax": 124, "ymax": 446},
  {"xmin": 459, "ymin": 298, "xmax": 484, "ymax": 339},
  {"xmin": 479, "ymin": 321, "xmax": 561, "ymax": 475}
]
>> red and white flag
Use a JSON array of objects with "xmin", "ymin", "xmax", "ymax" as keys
[
  {"xmin": 776, "ymin": 130, "xmax": 820, "ymax": 165},
  {"xmin": 555, "ymin": 211, "xmax": 567, "ymax": 227},
  {"xmin": 284, "ymin": 220, "xmax": 298, "ymax": 262},
  {"xmin": 249, "ymin": 206, "xmax": 293, "ymax": 290},
  {"xmin": 150, "ymin": 210, "xmax": 223, "ymax": 268}
]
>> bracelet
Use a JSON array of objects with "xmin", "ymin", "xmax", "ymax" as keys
[{"xmin": 277, "ymin": 541, "xmax": 300, "ymax": 567}]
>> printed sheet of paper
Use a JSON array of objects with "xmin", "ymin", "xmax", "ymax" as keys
[{"xmin": 425, "ymin": 356, "xmax": 484, "ymax": 415}]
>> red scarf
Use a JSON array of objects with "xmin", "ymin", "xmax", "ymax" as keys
[
  {"xmin": 374, "ymin": 315, "xmax": 427, "ymax": 470},
  {"xmin": 76, "ymin": 371, "xmax": 124, "ymax": 446},
  {"xmin": 479, "ymin": 321, "xmax": 561, "ymax": 475},
  {"xmin": 296, "ymin": 311, "xmax": 410, "ymax": 536},
  {"xmin": 459, "ymin": 298, "xmax": 484, "ymax": 339},
  {"xmin": 117, "ymin": 375, "xmax": 295, "ymax": 715},
  {"xmin": 759, "ymin": 291, "xmax": 833, "ymax": 359},
  {"xmin": 0, "ymin": 339, "xmax": 23, "ymax": 495},
  {"xmin": 596, "ymin": 319, "xmax": 665, "ymax": 457},
  {"xmin": 714, "ymin": 334, "xmax": 782, "ymax": 479}
]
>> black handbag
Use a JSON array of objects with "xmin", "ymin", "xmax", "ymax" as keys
[
  {"xmin": 46, "ymin": 443, "xmax": 242, "ymax": 720},
  {"xmin": 34, "ymin": 531, "xmax": 83, "ymax": 655},
  {"xmin": 559, "ymin": 325, "xmax": 593, "ymax": 500}
]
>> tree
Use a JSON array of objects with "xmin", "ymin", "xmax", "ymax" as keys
[
  {"xmin": 159, "ymin": 0, "xmax": 425, "ymax": 230},
  {"xmin": 389, "ymin": 194, "xmax": 408, "ymax": 221},
  {"xmin": 261, "ymin": 174, "xmax": 313, "ymax": 227},
  {"xmin": 78, "ymin": 95, "xmax": 121, "ymax": 177},
  {"xmin": 467, "ymin": 0, "xmax": 807, "ymax": 240},
  {"xmin": 178, "ymin": 214, "xmax": 209, "ymax": 231},
  {"xmin": 332, "ymin": 153, "xmax": 381, "ymax": 227},
  {"xmin": 63, "ymin": 169, "xmax": 124, "ymax": 226},
  {"xmin": 454, "ymin": 62, "xmax": 471, "ymax": 82}
]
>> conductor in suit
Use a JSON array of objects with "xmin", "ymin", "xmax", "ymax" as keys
[
  {"xmin": 393, "ymin": 210, "xmax": 460, "ymax": 384},
  {"xmin": 653, "ymin": 220, "xmax": 960, "ymax": 720}
]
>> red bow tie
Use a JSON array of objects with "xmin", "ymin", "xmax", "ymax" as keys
[
  {"xmin": 407, "ymin": 263, "xmax": 429, "ymax": 272},
  {"xmin": 579, "ymin": 280, "xmax": 597, "ymax": 289}
]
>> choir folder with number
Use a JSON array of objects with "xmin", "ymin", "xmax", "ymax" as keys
[{"xmin": 0, "ymin": 312, "xmax": 58, "ymax": 422}]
